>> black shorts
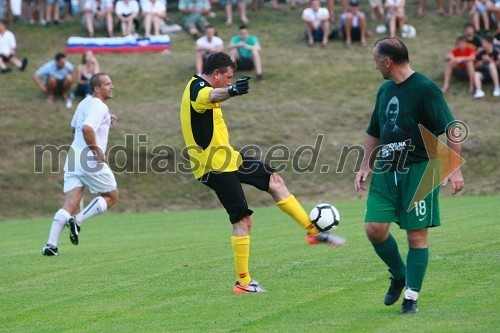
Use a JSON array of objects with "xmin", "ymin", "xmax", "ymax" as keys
[
  {"xmin": 1, "ymin": 54, "xmax": 13, "ymax": 62},
  {"xmin": 236, "ymin": 57, "xmax": 254, "ymax": 71},
  {"xmin": 199, "ymin": 157, "xmax": 275, "ymax": 224}
]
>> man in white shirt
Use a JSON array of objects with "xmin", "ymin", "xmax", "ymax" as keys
[
  {"xmin": 302, "ymin": 0, "xmax": 331, "ymax": 47},
  {"xmin": 42, "ymin": 73, "xmax": 119, "ymax": 257},
  {"xmin": 195, "ymin": 25, "xmax": 224, "ymax": 75},
  {"xmin": 0, "ymin": 19, "xmax": 28, "ymax": 74},
  {"xmin": 142, "ymin": 0, "xmax": 167, "ymax": 37},
  {"xmin": 33, "ymin": 52, "xmax": 74, "ymax": 108},
  {"xmin": 115, "ymin": 0, "xmax": 140, "ymax": 36},
  {"xmin": 83, "ymin": 0, "xmax": 115, "ymax": 37}
]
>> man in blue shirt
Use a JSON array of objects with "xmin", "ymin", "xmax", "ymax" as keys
[{"xmin": 33, "ymin": 52, "xmax": 74, "ymax": 109}]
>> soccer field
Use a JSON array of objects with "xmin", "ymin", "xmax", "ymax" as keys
[{"xmin": 1, "ymin": 195, "xmax": 498, "ymax": 332}]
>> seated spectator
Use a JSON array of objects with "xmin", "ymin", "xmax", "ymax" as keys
[
  {"xmin": 45, "ymin": 0, "xmax": 60, "ymax": 24},
  {"xmin": 0, "ymin": 19, "xmax": 28, "ymax": 74},
  {"xmin": 33, "ymin": 52, "xmax": 74, "ymax": 108},
  {"xmin": 178, "ymin": 0, "xmax": 212, "ymax": 39},
  {"xmin": 221, "ymin": 0, "xmax": 249, "ymax": 26},
  {"xmin": 229, "ymin": 24, "xmax": 264, "ymax": 82},
  {"xmin": 441, "ymin": 36, "xmax": 476, "ymax": 94},
  {"xmin": 301, "ymin": 0, "xmax": 330, "ymax": 47},
  {"xmin": 385, "ymin": 0, "xmax": 406, "ymax": 38},
  {"xmin": 83, "ymin": 0, "xmax": 114, "ymax": 37},
  {"xmin": 339, "ymin": 0, "xmax": 367, "ymax": 48},
  {"xmin": 115, "ymin": 0, "xmax": 140, "ymax": 36},
  {"xmin": 369, "ymin": 0, "xmax": 385, "ymax": 20},
  {"xmin": 464, "ymin": 22, "xmax": 482, "ymax": 50},
  {"xmin": 74, "ymin": 50, "xmax": 100, "ymax": 98},
  {"xmin": 473, "ymin": 36, "xmax": 500, "ymax": 98},
  {"xmin": 142, "ymin": 0, "xmax": 167, "ymax": 36},
  {"xmin": 469, "ymin": 0, "xmax": 492, "ymax": 33},
  {"xmin": 25, "ymin": 0, "xmax": 46, "ymax": 25},
  {"xmin": 195, "ymin": 25, "xmax": 224, "ymax": 75}
]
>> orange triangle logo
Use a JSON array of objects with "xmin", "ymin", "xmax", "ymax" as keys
[{"xmin": 407, "ymin": 124, "xmax": 465, "ymax": 212}]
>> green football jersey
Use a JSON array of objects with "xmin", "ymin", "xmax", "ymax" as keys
[{"xmin": 367, "ymin": 72, "xmax": 455, "ymax": 171}]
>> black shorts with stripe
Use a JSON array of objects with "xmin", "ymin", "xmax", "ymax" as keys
[{"xmin": 199, "ymin": 157, "xmax": 275, "ymax": 224}]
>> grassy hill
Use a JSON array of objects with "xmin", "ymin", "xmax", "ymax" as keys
[{"xmin": 0, "ymin": 1, "xmax": 499, "ymax": 219}]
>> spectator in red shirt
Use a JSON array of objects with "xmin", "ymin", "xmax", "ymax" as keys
[{"xmin": 441, "ymin": 36, "xmax": 476, "ymax": 94}]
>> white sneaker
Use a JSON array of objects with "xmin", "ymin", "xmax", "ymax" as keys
[
  {"xmin": 493, "ymin": 87, "xmax": 500, "ymax": 97},
  {"xmin": 473, "ymin": 89, "xmax": 485, "ymax": 99},
  {"xmin": 65, "ymin": 99, "xmax": 73, "ymax": 109}
]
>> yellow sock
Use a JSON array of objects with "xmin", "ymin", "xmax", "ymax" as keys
[
  {"xmin": 231, "ymin": 236, "xmax": 251, "ymax": 286},
  {"xmin": 276, "ymin": 195, "xmax": 319, "ymax": 234}
]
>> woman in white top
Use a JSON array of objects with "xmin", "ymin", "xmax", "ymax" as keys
[
  {"xmin": 115, "ymin": 0, "xmax": 140, "ymax": 36},
  {"xmin": 385, "ymin": 0, "xmax": 406, "ymax": 37},
  {"xmin": 142, "ymin": 0, "xmax": 167, "ymax": 36}
]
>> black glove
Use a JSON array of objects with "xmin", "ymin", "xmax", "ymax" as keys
[{"xmin": 228, "ymin": 75, "xmax": 252, "ymax": 97}]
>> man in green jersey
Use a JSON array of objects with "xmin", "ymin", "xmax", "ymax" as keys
[{"xmin": 355, "ymin": 38, "xmax": 464, "ymax": 314}]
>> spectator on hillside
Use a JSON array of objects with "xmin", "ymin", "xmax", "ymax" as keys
[
  {"xmin": 178, "ymin": 0, "xmax": 212, "ymax": 39},
  {"xmin": 464, "ymin": 22, "xmax": 482, "ymax": 49},
  {"xmin": 385, "ymin": 0, "xmax": 406, "ymax": 38},
  {"xmin": 0, "ymin": 19, "xmax": 28, "ymax": 74},
  {"xmin": 24, "ymin": 0, "xmax": 46, "ymax": 25},
  {"xmin": 301, "ymin": 0, "xmax": 330, "ymax": 47},
  {"xmin": 473, "ymin": 36, "xmax": 500, "ymax": 98},
  {"xmin": 221, "ymin": 0, "xmax": 249, "ymax": 26},
  {"xmin": 44, "ymin": 0, "xmax": 60, "ymax": 24},
  {"xmin": 369, "ymin": 0, "xmax": 385, "ymax": 20},
  {"xmin": 115, "ymin": 0, "xmax": 140, "ymax": 36},
  {"xmin": 339, "ymin": 0, "xmax": 367, "ymax": 48},
  {"xmin": 417, "ymin": 0, "xmax": 449, "ymax": 17},
  {"xmin": 142, "ymin": 0, "xmax": 167, "ymax": 36},
  {"xmin": 229, "ymin": 24, "xmax": 264, "ymax": 82},
  {"xmin": 469, "ymin": 0, "xmax": 492, "ymax": 34},
  {"xmin": 195, "ymin": 25, "xmax": 224, "ymax": 75},
  {"xmin": 74, "ymin": 50, "xmax": 100, "ymax": 98},
  {"xmin": 83, "ymin": 0, "xmax": 114, "ymax": 37},
  {"xmin": 33, "ymin": 52, "xmax": 74, "ymax": 108},
  {"xmin": 441, "ymin": 36, "xmax": 476, "ymax": 94}
]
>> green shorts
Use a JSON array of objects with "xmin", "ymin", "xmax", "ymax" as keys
[{"xmin": 365, "ymin": 161, "xmax": 441, "ymax": 230}]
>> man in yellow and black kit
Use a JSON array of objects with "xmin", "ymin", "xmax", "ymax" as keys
[{"xmin": 180, "ymin": 52, "xmax": 345, "ymax": 294}]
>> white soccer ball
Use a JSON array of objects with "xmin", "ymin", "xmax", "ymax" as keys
[
  {"xmin": 309, "ymin": 203, "xmax": 340, "ymax": 232},
  {"xmin": 375, "ymin": 24, "xmax": 387, "ymax": 34},
  {"xmin": 401, "ymin": 24, "xmax": 417, "ymax": 38}
]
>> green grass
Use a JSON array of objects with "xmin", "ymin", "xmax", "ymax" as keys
[
  {"xmin": 0, "ymin": 1, "xmax": 499, "ymax": 219},
  {"xmin": 1, "ymin": 195, "xmax": 499, "ymax": 332}
]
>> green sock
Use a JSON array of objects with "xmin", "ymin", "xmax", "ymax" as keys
[
  {"xmin": 372, "ymin": 234, "xmax": 406, "ymax": 280},
  {"xmin": 406, "ymin": 248, "xmax": 429, "ymax": 293}
]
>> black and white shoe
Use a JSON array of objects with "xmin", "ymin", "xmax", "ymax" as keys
[
  {"xmin": 401, "ymin": 298, "xmax": 419, "ymax": 314},
  {"xmin": 42, "ymin": 244, "xmax": 59, "ymax": 256},
  {"xmin": 66, "ymin": 217, "xmax": 80, "ymax": 245},
  {"xmin": 384, "ymin": 269, "xmax": 406, "ymax": 305}
]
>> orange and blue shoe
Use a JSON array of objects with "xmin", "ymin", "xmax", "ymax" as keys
[
  {"xmin": 233, "ymin": 280, "xmax": 268, "ymax": 294},
  {"xmin": 306, "ymin": 232, "xmax": 346, "ymax": 247}
]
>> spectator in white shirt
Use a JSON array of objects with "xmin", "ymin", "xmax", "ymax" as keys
[
  {"xmin": 302, "ymin": 0, "xmax": 330, "ymax": 47},
  {"xmin": 0, "ymin": 19, "xmax": 28, "ymax": 74},
  {"xmin": 142, "ymin": 0, "xmax": 167, "ymax": 36},
  {"xmin": 195, "ymin": 25, "xmax": 224, "ymax": 75},
  {"xmin": 83, "ymin": 0, "xmax": 115, "ymax": 37},
  {"xmin": 115, "ymin": 0, "xmax": 140, "ymax": 36}
]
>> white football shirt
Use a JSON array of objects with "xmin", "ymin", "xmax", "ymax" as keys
[{"xmin": 64, "ymin": 96, "xmax": 111, "ymax": 174}]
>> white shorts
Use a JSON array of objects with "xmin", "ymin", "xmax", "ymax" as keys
[{"xmin": 64, "ymin": 163, "xmax": 117, "ymax": 194}]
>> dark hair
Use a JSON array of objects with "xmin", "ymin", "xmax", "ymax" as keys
[
  {"xmin": 481, "ymin": 35, "xmax": 493, "ymax": 43},
  {"xmin": 0, "ymin": 19, "xmax": 7, "ymax": 26},
  {"xmin": 456, "ymin": 36, "xmax": 467, "ymax": 43},
  {"xmin": 463, "ymin": 22, "xmax": 474, "ymax": 29},
  {"xmin": 239, "ymin": 24, "xmax": 248, "ymax": 30},
  {"xmin": 374, "ymin": 37, "xmax": 409, "ymax": 65},
  {"xmin": 202, "ymin": 52, "xmax": 236, "ymax": 75},
  {"xmin": 90, "ymin": 73, "xmax": 108, "ymax": 92},
  {"xmin": 54, "ymin": 52, "xmax": 66, "ymax": 61}
]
